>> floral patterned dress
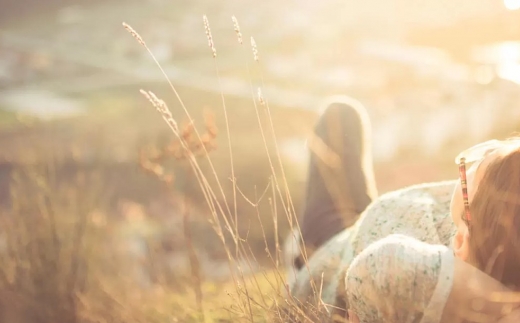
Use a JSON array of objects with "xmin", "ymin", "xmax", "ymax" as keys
[{"xmin": 289, "ymin": 181, "xmax": 457, "ymax": 323}]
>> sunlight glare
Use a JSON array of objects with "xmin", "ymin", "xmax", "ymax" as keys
[
  {"xmin": 504, "ymin": 0, "xmax": 520, "ymax": 10},
  {"xmin": 496, "ymin": 42, "xmax": 520, "ymax": 84}
]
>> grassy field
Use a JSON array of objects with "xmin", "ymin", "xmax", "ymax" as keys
[{"xmin": 0, "ymin": 69, "xmax": 495, "ymax": 323}]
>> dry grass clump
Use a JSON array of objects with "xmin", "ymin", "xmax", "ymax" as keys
[
  {"xmin": 0, "ymin": 163, "xmax": 110, "ymax": 323},
  {"xmin": 123, "ymin": 15, "xmax": 326, "ymax": 323},
  {"xmin": 0, "ymin": 147, "xmax": 282, "ymax": 323}
]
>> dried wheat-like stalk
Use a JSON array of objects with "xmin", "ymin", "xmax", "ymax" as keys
[
  {"xmin": 231, "ymin": 16, "xmax": 243, "ymax": 45},
  {"xmin": 203, "ymin": 15, "xmax": 217, "ymax": 58},
  {"xmin": 251, "ymin": 37, "xmax": 259, "ymax": 62},
  {"xmin": 140, "ymin": 90, "xmax": 179, "ymax": 133},
  {"xmin": 122, "ymin": 22, "xmax": 145, "ymax": 46}
]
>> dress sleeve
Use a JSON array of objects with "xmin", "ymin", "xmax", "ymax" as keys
[{"xmin": 345, "ymin": 234, "xmax": 454, "ymax": 323}]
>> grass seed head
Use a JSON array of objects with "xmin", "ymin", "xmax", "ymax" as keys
[
  {"xmin": 122, "ymin": 22, "xmax": 145, "ymax": 46},
  {"xmin": 232, "ymin": 16, "xmax": 243, "ymax": 45},
  {"xmin": 251, "ymin": 37, "xmax": 259, "ymax": 61},
  {"xmin": 203, "ymin": 15, "xmax": 217, "ymax": 58}
]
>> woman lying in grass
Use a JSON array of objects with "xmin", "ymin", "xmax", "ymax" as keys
[{"xmin": 285, "ymin": 98, "xmax": 520, "ymax": 322}]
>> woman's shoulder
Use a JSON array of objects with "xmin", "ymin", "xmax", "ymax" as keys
[
  {"xmin": 350, "ymin": 181, "xmax": 456, "ymax": 254},
  {"xmin": 362, "ymin": 180, "xmax": 456, "ymax": 228}
]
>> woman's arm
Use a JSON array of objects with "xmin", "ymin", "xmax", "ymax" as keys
[
  {"xmin": 345, "ymin": 234, "xmax": 452, "ymax": 323},
  {"xmin": 345, "ymin": 234, "xmax": 520, "ymax": 323}
]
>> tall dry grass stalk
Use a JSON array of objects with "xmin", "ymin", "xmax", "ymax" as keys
[
  {"xmin": 250, "ymin": 37, "xmax": 259, "ymax": 62},
  {"xmin": 202, "ymin": 15, "xmax": 240, "ymax": 265},
  {"xmin": 250, "ymin": 28, "xmax": 319, "ymax": 299},
  {"xmin": 203, "ymin": 15, "xmax": 217, "ymax": 58},
  {"xmin": 231, "ymin": 17, "xmax": 317, "ymax": 299},
  {"xmin": 232, "ymin": 16, "xmax": 243, "ymax": 45}
]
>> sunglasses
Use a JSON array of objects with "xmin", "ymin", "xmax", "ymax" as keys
[{"xmin": 455, "ymin": 139, "xmax": 520, "ymax": 225}]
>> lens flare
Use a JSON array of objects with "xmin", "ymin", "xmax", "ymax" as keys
[{"xmin": 504, "ymin": 0, "xmax": 520, "ymax": 10}]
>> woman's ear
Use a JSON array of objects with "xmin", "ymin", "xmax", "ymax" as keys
[
  {"xmin": 454, "ymin": 227, "xmax": 470, "ymax": 261},
  {"xmin": 347, "ymin": 310, "xmax": 360, "ymax": 323}
]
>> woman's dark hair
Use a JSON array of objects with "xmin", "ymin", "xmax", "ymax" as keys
[{"xmin": 469, "ymin": 147, "xmax": 520, "ymax": 289}]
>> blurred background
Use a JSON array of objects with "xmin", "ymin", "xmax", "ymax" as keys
[{"xmin": 1, "ymin": 0, "xmax": 520, "ymax": 322}]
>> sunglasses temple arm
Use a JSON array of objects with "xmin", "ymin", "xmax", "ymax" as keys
[{"xmin": 458, "ymin": 158, "xmax": 472, "ymax": 222}]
